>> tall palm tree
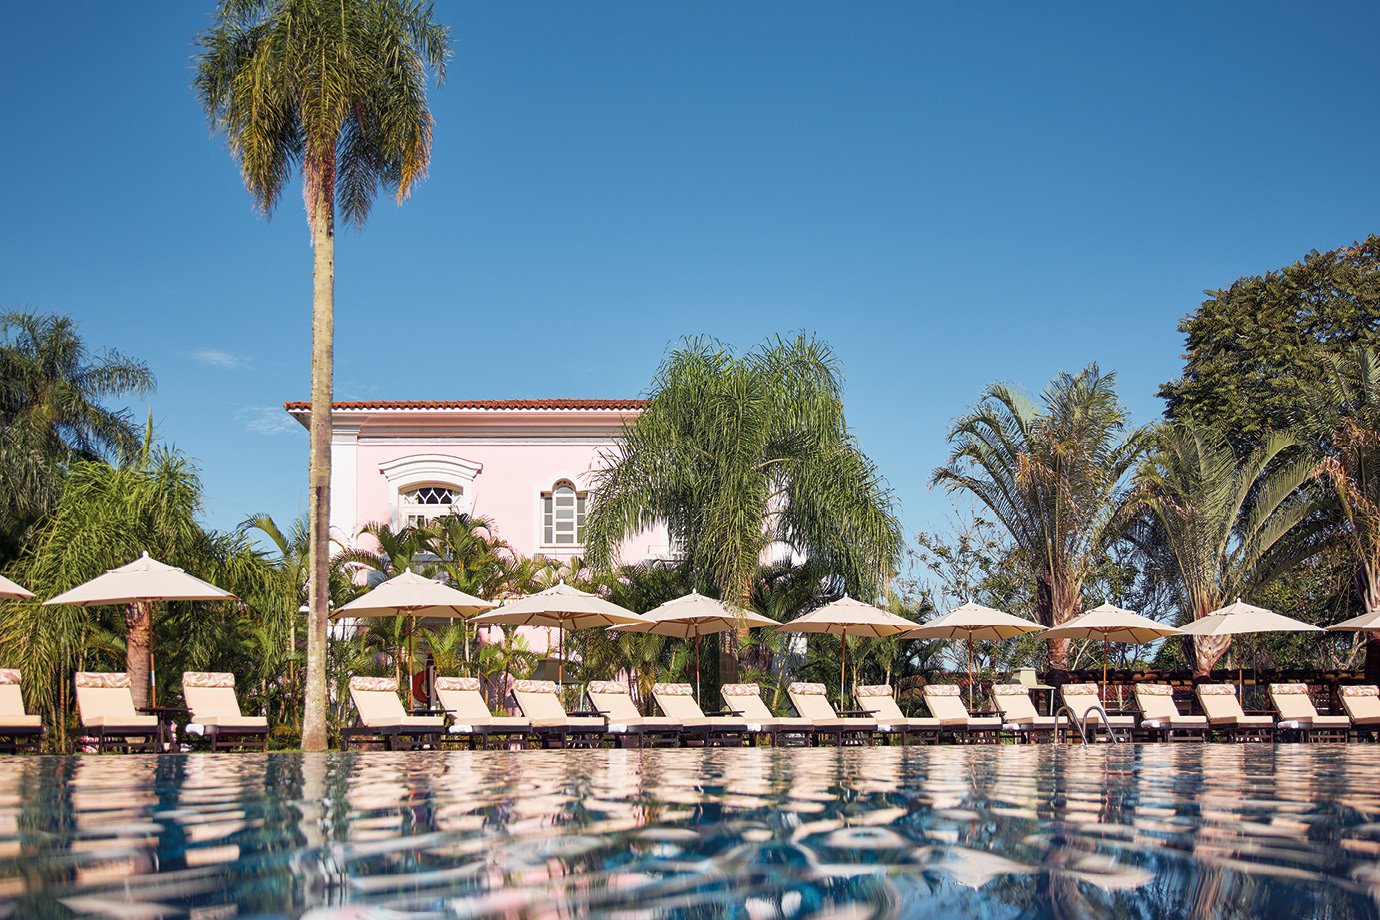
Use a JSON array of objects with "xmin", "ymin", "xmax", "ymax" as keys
[
  {"xmin": 584, "ymin": 335, "xmax": 903, "ymax": 681},
  {"xmin": 0, "ymin": 311, "xmax": 154, "ymax": 561},
  {"xmin": 932, "ymin": 366, "xmax": 1144, "ymax": 668},
  {"xmin": 1130, "ymin": 423, "xmax": 1320, "ymax": 674},
  {"xmin": 1304, "ymin": 346, "xmax": 1380, "ymax": 678},
  {"xmin": 195, "ymin": 0, "xmax": 450, "ymax": 752}
]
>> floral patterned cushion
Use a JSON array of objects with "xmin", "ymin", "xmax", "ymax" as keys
[
  {"xmin": 855, "ymin": 685, "xmax": 893, "ymax": 698},
  {"xmin": 653, "ymin": 683, "xmax": 693, "ymax": 696},
  {"xmin": 0, "ymin": 669, "xmax": 19, "ymax": 686},
  {"xmin": 1342, "ymin": 685, "xmax": 1378, "ymax": 698},
  {"xmin": 434, "ymin": 677, "xmax": 479, "ymax": 692},
  {"xmin": 1062, "ymin": 683, "xmax": 1098, "ymax": 696},
  {"xmin": 588, "ymin": 681, "xmax": 629, "ymax": 695},
  {"xmin": 74, "ymin": 672, "xmax": 130, "ymax": 689},
  {"xmin": 925, "ymin": 684, "xmax": 961, "ymax": 697},
  {"xmin": 1271, "ymin": 683, "xmax": 1309, "ymax": 695},
  {"xmin": 1136, "ymin": 684, "xmax": 1174, "ymax": 696},
  {"xmin": 1197, "ymin": 684, "xmax": 1237, "ymax": 696},
  {"xmin": 349, "ymin": 676, "xmax": 398, "ymax": 692},
  {"xmin": 788, "ymin": 682, "xmax": 827, "ymax": 696},
  {"xmin": 720, "ymin": 684, "xmax": 760, "ymax": 697},
  {"xmin": 514, "ymin": 679, "xmax": 558, "ymax": 695},
  {"xmin": 183, "ymin": 672, "xmax": 235, "ymax": 688},
  {"xmin": 991, "ymin": 684, "xmax": 1028, "ymax": 697}
]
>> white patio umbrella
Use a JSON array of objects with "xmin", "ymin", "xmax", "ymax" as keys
[
  {"xmin": 470, "ymin": 582, "xmax": 645, "ymax": 683},
  {"xmin": 610, "ymin": 591, "xmax": 779, "ymax": 701},
  {"xmin": 1179, "ymin": 598, "xmax": 1323, "ymax": 690},
  {"xmin": 0, "ymin": 574, "xmax": 34, "ymax": 601},
  {"xmin": 333, "ymin": 569, "xmax": 495, "ymax": 692},
  {"xmin": 1041, "ymin": 602, "xmax": 1181, "ymax": 698},
  {"xmin": 44, "ymin": 552, "xmax": 236, "ymax": 705},
  {"xmin": 904, "ymin": 601, "xmax": 1045, "ymax": 708},
  {"xmin": 776, "ymin": 596, "xmax": 916, "ymax": 708},
  {"xmin": 1326, "ymin": 609, "xmax": 1380, "ymax": 632}
]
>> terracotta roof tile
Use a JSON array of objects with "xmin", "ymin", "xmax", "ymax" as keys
[{"xmin": 282, "ymin": 398, "xmax": 645, "ymax": 412}]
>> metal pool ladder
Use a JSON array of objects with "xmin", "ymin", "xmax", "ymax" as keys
[{"xmin": 1053, "ymin": 704, "xmax": 1121, "ymax": 745}]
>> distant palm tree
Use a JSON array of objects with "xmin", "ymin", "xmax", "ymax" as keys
[
  {"xmin": 933, "ymin": 366, "xmax": 1143, "ymax": 668},
  {"xmin": 1303, "ymin": 346, "xmax": 1380, "ymax": 678},
  {"xmin": 195, "ymin": 0, "xmax": 450, "ymax": 752},
  {"xmin": 584, "ymin": 335, "xmax": 903, "ymax": 682},
  {"xmin": 1129, "ymin": 423, "xmax": 1319, "ymax": 674},
  {"xmin": 0, "ymin": 311, "xmax": 154, "ymax": 560}
]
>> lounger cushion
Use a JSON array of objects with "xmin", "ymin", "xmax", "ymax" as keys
[
  {"xmin": 199, "ymin": 715, "xmax": 269, "ymax": 729},
  {"xmin": 0, "ymin": 715, "xmax": 42, "ymax": 729},
  {"xmin": 84, "ymin": 714, "xmax": 159, "ymax": 729},
  {"xmin": 1003, "ymin": 716, "xmax": 1056, "ymax": 731},
  {"xmin": 529, "ymin": 717, "xmax": 605, "ymax": 730},
  {"xmin": 1139, "ymin": 716, "xmax": 1207, "ymax": 730}
]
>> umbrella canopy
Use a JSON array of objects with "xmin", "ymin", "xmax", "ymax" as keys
[
  {"xmin": 903, "ymin": 601, "xmax": 1045, "ymax": 641},
  {"xmin": 470, "ymin": 582, "xmax": 645, "ymax": 683},
  {"xmin": 1326, "ymin": 609, "xmax": 1380, "ymax": 632},
  {"xmin": 1177, "ymin": 599, "xmax": 1322, "ymax": 636},
  {"xmin": 1041, "ymin": 602, "xmax": 1179, "ymax": 698},
  {"xmin": 777, "ymin": 596, "xmax": 915, "ymax": 706},
  {"xmin": 44, "ymin": 552, "xmax": 235, "ymax": 606},
  {"xmin": 1041, "ymin": 603, "xmax": 1180, "ymax": 644},
  {"xmin": 777, "ymin": 595, "xmax": 916, "ymax": 638},
  {"xmin": 903, "ymin": 602, "xmax": 1044, "ymax": 707},
  {"xmin": 0, "ymin": 574, "xmax": 34, "ymax": 601},
  {"xmin": 333, "ymin": 569, "xmax": 493, "ymax": 619},
  {"xmin": 610, "ymin": 591, "xmax": 778, "ymax": 700}
]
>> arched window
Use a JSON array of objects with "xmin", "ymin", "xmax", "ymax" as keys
[
  {"xmin": 399, "ymin": 484, "xmax": 463, "ymax": 527},
  {"xmin": 542, "ymin": 480, "xmax": 587, "ymax": 546}
]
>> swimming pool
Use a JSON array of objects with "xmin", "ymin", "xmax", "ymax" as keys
[{"xmin": 0, "ymin": 745, "xmax": 1377, "ymax": 917}]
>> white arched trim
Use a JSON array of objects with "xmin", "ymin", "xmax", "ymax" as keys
[{"xmin": 378, "ymin": 454, "xmax": 482, "ymax": 525}]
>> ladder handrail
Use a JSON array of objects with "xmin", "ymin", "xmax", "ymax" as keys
[
  {"xmin": 1081, "ymin": 702, "xmax": 1122, "ymax": 745},
  {"xmin": 1053, "ymin": 705, "xmax": 1089, "ymax": 745}
]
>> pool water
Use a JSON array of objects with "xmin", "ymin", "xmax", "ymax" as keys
[{"xmin": 0, "ymin": 745, "xmax": 1377, "ymax": 918}]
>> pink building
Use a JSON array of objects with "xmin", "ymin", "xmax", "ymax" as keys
[{"xmin": 284, "ymin": 398, "xmax": 669, "ymax": 564}]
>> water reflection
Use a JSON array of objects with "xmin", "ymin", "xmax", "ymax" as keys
[{"xmin": 0, "ymin": 746, "xmax": 1374, "ymax": 917}]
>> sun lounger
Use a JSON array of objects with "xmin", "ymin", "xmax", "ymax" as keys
[
  {"xmin": 74, "ymin": 671, "xmax": 160, "ymax": 753},
  {"xmin": 1269, "ymin": 683, "xmax": 1350, "ymax": 742},
  {"xmin": 341, "ymin": 676, "xmax": 444, "ymax": 750},
  {"xmin": 1058, "ymin": 683, "xmax": 1134, "ymax": 742},
  {"xmin": 719, "ymin": 683, "xmax": 812, "ymax": 746},
  {"xmin": 1340, "ymin": 685, "xmax": 1380, "ymax": 737},
  {"xmin": 650, "ymin": 683, "xmax": 753, "ymax": 746},
  {"xmin": 0, "ymin": 669, "xmax": 42, "ymax": 752},
  {"xmin": 433, "ymin": 676, "xmax": 532, "ymax": 748},
  {"xmin": 990, "ymin": 684, "xmax": 1056, "ymax": 742},
  {"xmin": 854, "ymin": 684, "xmax": 941, "ymax": 744},
  {"xmin": 1195, "ymin": 683, "xmax": 1274, "ymax": 741},
  {"xmin": 511, "ymin": 679, "xmax": 609, "ymax": 748},
  {"xmin": 586, "ymin": 681, "xmax": 683, "ymax": 747},
  {"xmin": 920, "ymin": 685, "xmax": 1001, "ymax": 741},
  {"xmin": 1132, "ymin": 684, "xmax": 1207, "ymax": 741},
  {"xmin": 181, "ymin": 672, "xmax": 269, "ymax": 751},
  {"xmin": 786, "ymin": 682, "xmax": 877, "ymax": 745}
]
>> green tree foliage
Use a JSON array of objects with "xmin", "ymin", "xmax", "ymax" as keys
[
  {"xmin": 932, "ymin": 365, "xmax": 1144, "ymax": 668},
  {"xmin": 583, "ymin": 334, "xmax": 903, "ymax": 680},
  {"xmin": 0, "ymin": 312, "xmax": 154, "ymax": 563},
  {"xmin": 1128, "ymin": 422, "xmax": 1321, "ymax": 674},
  {"xmin": 0, "ymin": 444, "xmax": 268, "ymax": 747},
  {"xmin": 1159, "ymin": 236, "xmax": 1380, "ymax": 448},
  {"xmin": 195, "ymin": 0, "xmax": 451, "ymax": 752}
]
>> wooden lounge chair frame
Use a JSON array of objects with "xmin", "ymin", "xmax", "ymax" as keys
[
  {"xmin": 990, "ymin": 684, "xmax": 1056, "ymax": 743},
  {"xmin": 1269, "ymin": 683, "xmax": 1350, "ymax": 743},
  {"xmin": 651, "ymin": 683, "xmax": 752, "ymax": 747},
  {"xmin": 74, "ymin": 671, "xmax": 160, "ymax": 753},
  {"xmin": 1340, "ymin": 685, "xmax": 1380, "ymax": 740},
  {"xmin": 586, "ymin": 681, "xmax": 683, "ymax": 748},
  {"xmin": 786, "ymin": 682, "xmax": 877, "ymax": 746},
  {"xmin": 921, "ymin": 685, "xmax": 1001, "ymax": 743},
  {"xmin": 340, "ymin": 676, "xmax": 443, "ymax": 751},
  {"xmin": 511, "ymin": 679, "xmax": 610, "ymax": 749},
  {"xmin": 854, "ymin": 684, "xmax": 941, "ymax": 745},
  {"xmin": 1058, "ymin": 683, "xmax": 1134, "ymax": 743},
  {"xmin": 0, "ymin": 669, "xmax": 43, "ymax": 753},
  {"xmin": 1132, "ymin": 684, "xmax": 1207, "ymax": 741},
  {"xmin": 433, "ymin": 677, "xmax": 535, "ymax": 750},
  {"xmin": 1195, "ymin": 683, "xmax": 1274, "ymax": 742},
  {"xmin": 182, "ymin": 671, "xmax": 269, "ymax": 751},
  {"xmin": 719, "ymin": 684, "xmax": 811, "ymax": 747}
]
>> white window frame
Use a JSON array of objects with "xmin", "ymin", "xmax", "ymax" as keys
[
  {"xmin": 540, "ymin": 479, "xmax": 587, "ymax": 549},
  {"xmin": 378, "ymin": 454, "xmax": 481, "ymax": 529},
  {"xmin": 398, "ymin": 484, "xmax": 465, "ymax": 528}
]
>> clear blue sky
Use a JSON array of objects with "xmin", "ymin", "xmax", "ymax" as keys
[{"xmin": 3, "ymin": 3, "xmax": 1379, "ymax": 544}]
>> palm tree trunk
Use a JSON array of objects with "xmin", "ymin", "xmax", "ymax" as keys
[
  {"xmin": 1362, "ymin": 563, "xmax": 1380, "ymax": 683},
  {"xmin": 125, "ymin": 600, "xmax": 152, "ymax": 709},
  {"xmin": 301, "ymin": 182, "xmax": 335, "ymax": 753},
  {"xmin": 1037, "ymin": 574, "xmax": 1070, "ymax": 671}
]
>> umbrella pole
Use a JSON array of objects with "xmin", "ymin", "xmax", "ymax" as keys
[
  {"xmin": 408, "ymin": 614, "xmax": 416, "ymax": 707},
  {"xmin": 967, "ymin": 636, "xmax": 974, "ymax": 711},
  {"xmin": 840, "ymin": 633, "xmax": 847, "ymax": 709},
  {"xmin": 558, "ymin": 624, "xmax": 565, "ymax": 687},
  {"xmin": 1102, "ymin": 636, "xmax": 1108, "ymax": 701},
  {"xmin": 694, "ymin": 629, "xmax": 702, "ymax": 703},
  {"xmin": 150, "ymin": 646, "xmax": 157, "ymax": 707}
]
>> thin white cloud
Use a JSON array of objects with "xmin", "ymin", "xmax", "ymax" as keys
[
  {"xmin": 236, "ymin": 405, "xmax": 300, "ymax": 436},
  {"xmin": 192, "ymin": 348, "xmax": 251, "ymax": 370}
]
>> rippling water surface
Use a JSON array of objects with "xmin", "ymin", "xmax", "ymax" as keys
[{"xmin": 0, "ymin": 745, "xmax": 1378, "ymax": 917}]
